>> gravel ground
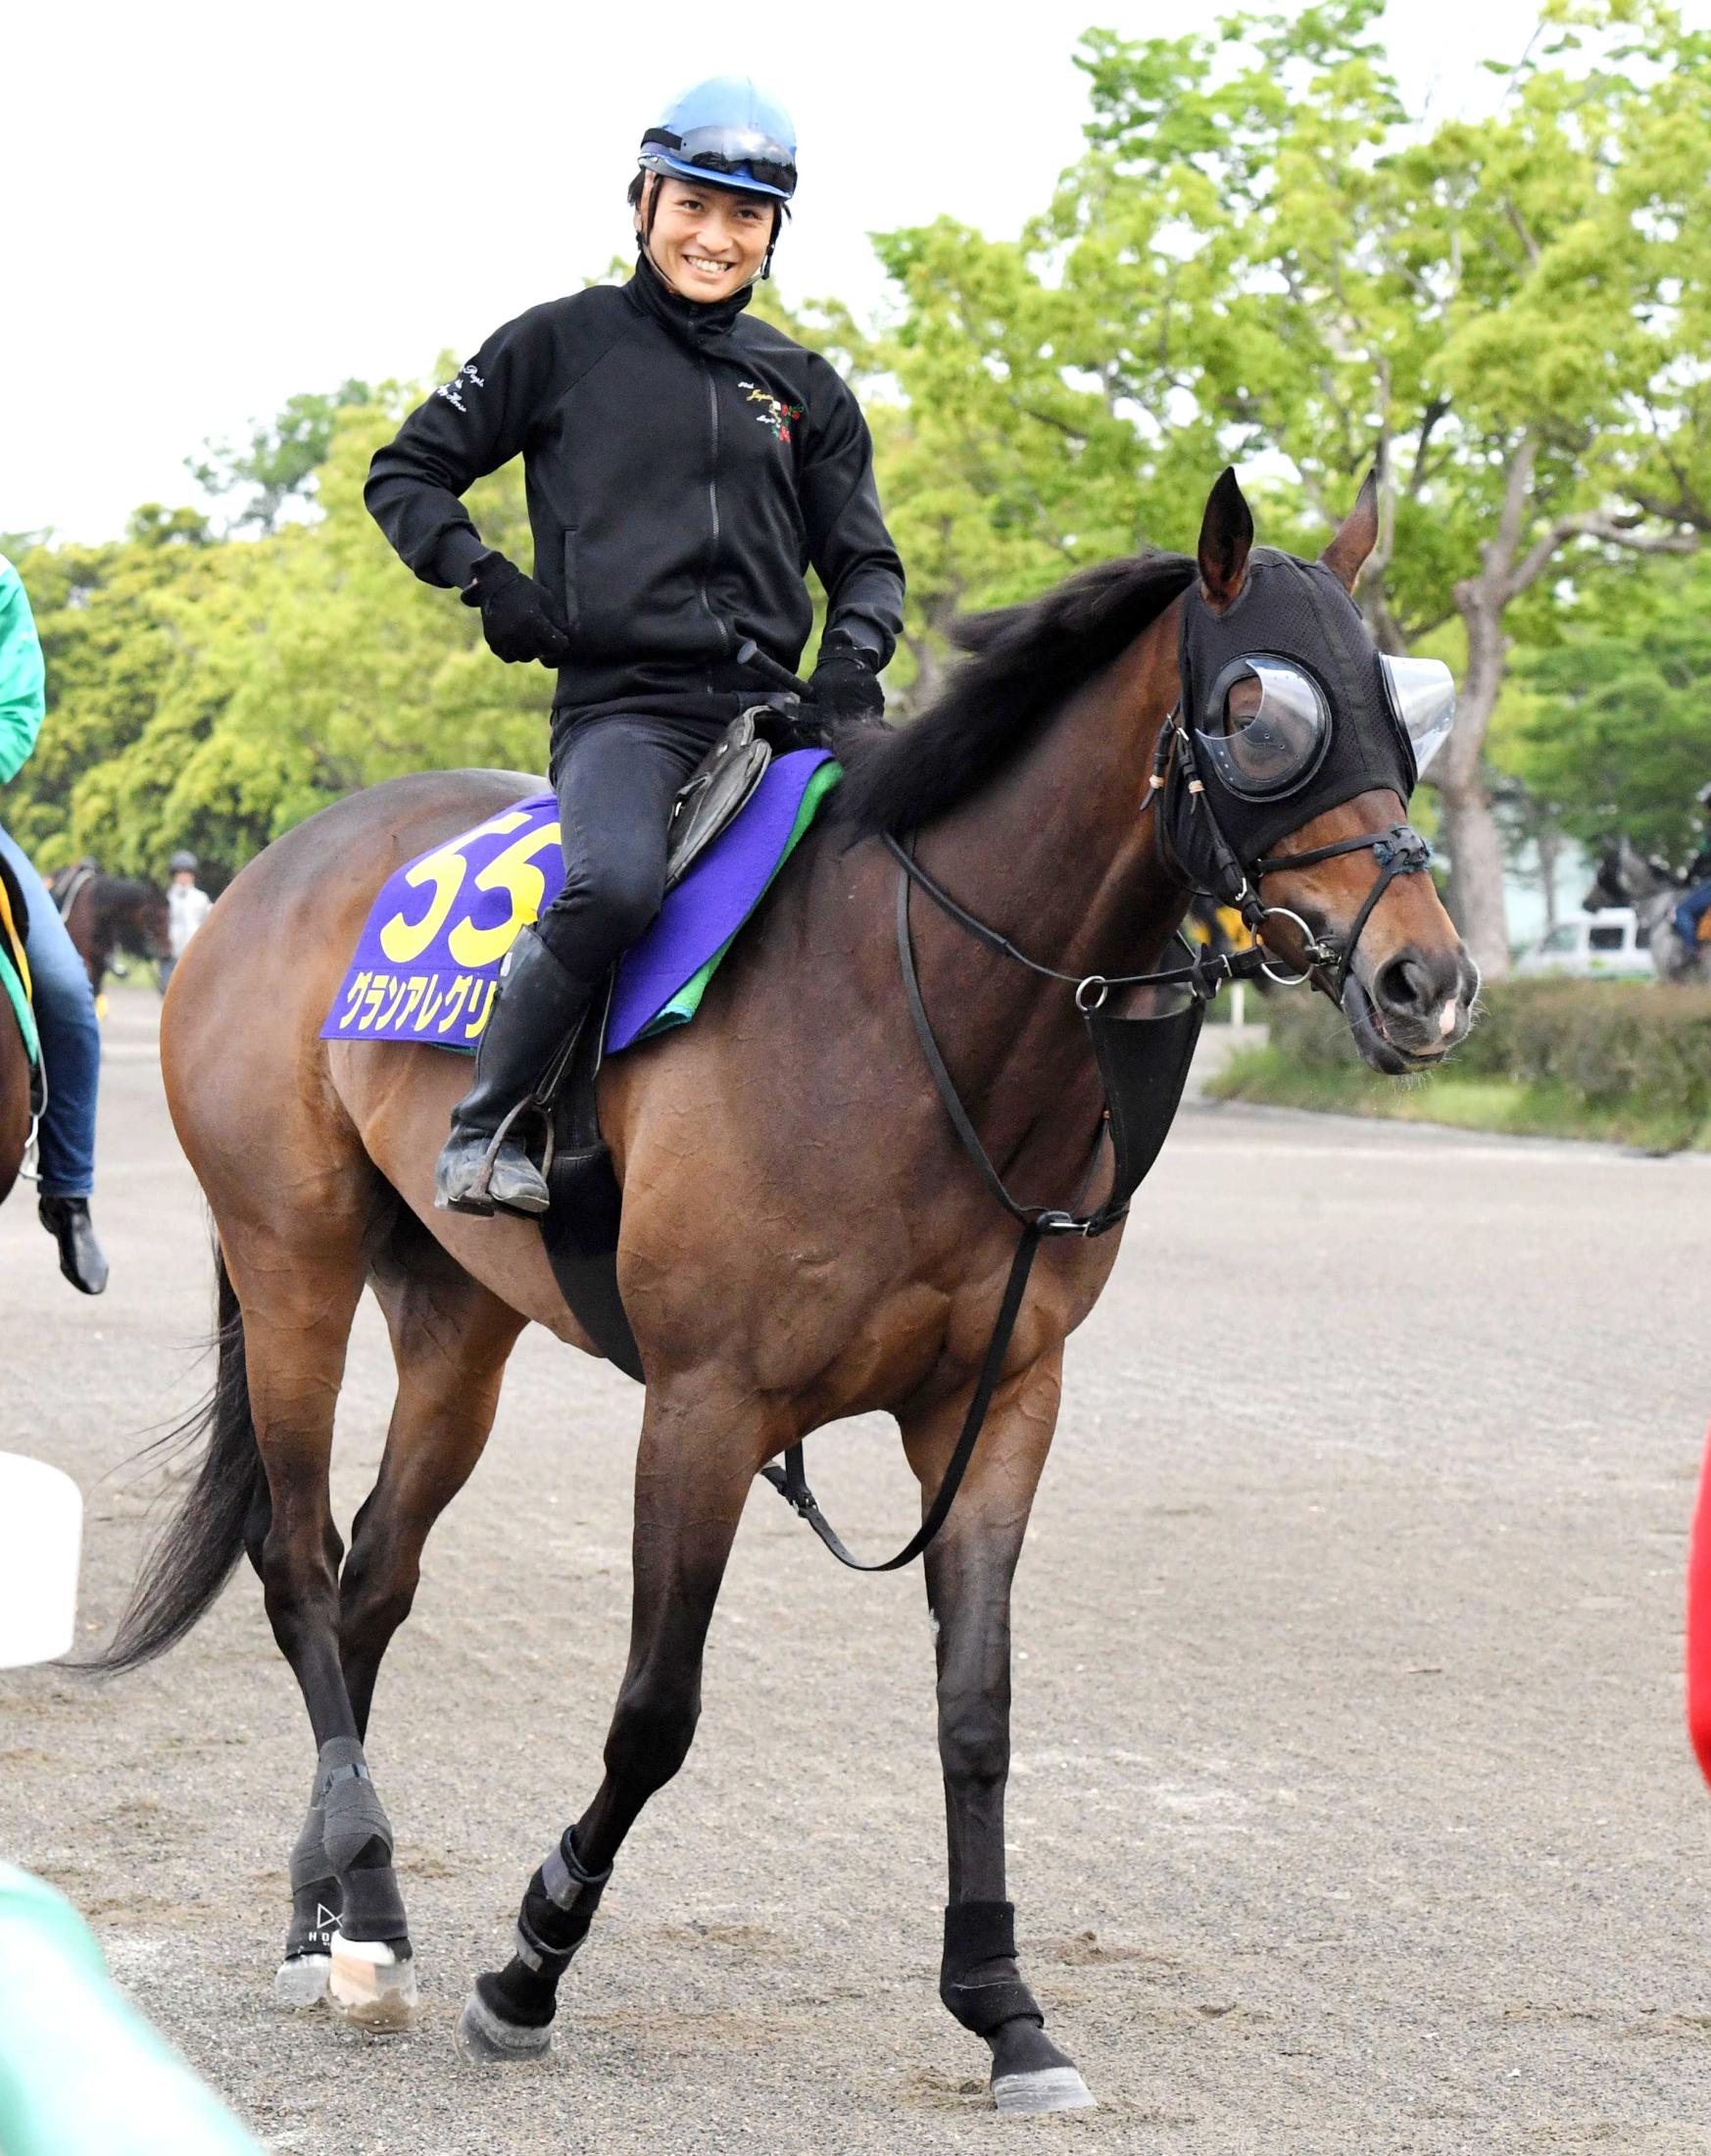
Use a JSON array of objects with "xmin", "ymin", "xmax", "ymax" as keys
[{"xmin": 2, "ymin": 991, "xmax": 1708, "ymax": 2154}]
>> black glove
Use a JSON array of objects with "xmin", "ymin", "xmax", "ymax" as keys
[
  {"xmin": 460, "ymin": 553, "xmax": 570, "ymax": 666},
  {"xmin": 807, "ymin": 646, "xmax": 885, "ymax": 726}
]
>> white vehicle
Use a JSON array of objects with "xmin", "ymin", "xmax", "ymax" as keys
[{"xmin": 1514, "ymin": 907, "xmax": 1655, "ymax": 979}]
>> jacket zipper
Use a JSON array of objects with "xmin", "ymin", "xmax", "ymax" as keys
[{"xmin": 699, "ymin": 362, "xmax": 729, "ymax": 652}]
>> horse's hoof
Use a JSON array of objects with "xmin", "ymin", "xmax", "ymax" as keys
[
  {"xmin": 326, "ymin": 1932, "xmax": 418, "ymax": 2034},
  {"xmin": 992, "ymin": 2066, "xmax": 1098, "ymax": 2116},
  {"xmin": 454, "ymin": 1990, "xmax": 552, "ymax": 2066},
  {"xmin": 271, "ymin": 1952, "xmax": 331, "ymax": 2010}
]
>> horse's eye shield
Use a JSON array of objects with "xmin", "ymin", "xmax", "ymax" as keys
[
  {"xmin": 1194, "ymin": 651, "xmax": 1454, "ymax": 805},
  {"xmin": 1378, "ymin": 656, "xmax": 1455, "ymax": 780}
]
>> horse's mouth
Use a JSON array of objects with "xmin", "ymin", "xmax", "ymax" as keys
[{"xmin": 1340, "ymin": 972, "xmax": 1448, "ymax": 1077}]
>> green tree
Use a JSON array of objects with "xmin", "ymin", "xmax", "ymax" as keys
[
  {"xmin": 1506, "ymin": 553, "xmax": 1711, "ymax": 865},
  {"xmin": 873, "ymin": 0, "xmax": 1710, "ymax": 970},
  {"xmin": 189, "ymin": 379, "xmax": 374, "ymax": 533},
  {"xmin": 8, "ymin": 506, "xmax": 218, "ymax": 869}
]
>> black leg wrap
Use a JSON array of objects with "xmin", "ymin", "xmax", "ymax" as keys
[
  {"xmin": 285, "ymin": 1875, "xmax": 342, "ymax": 1961},
  {"xmin": 337, "ymin": 1839, "xmax": 411, "ymax": 1947},
  {"xmin": 940, "ymin": 1900, "xmax": 1044, "ymax": 2035},
  {"xmin": 283, "ymin": 1797, "xmax": 340, "ymax": 1961},
  {"xmin": 480, "ymin": 1831, "xmax": 611, "ymax": 2031}
]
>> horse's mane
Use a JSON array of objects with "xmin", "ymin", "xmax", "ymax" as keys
[{"xmin": 835, "ymin": 549, "xmax": 1197, "ymax": 837}]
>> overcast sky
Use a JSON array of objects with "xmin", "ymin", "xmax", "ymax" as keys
[{"xmin": 8, "ymin": 0, "xmax": 1686, "ymax": 542}]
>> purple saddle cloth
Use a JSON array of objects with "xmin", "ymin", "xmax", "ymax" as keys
[{"xmin": 321, "ymin": 750, "xmax": 838, "ymax": 1054}]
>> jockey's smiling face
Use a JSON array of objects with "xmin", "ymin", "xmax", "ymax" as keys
[{"xmin": 638, "ymin": 177, "xmax": 773, "ymax": 303}]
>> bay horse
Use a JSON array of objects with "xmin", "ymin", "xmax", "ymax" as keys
[
  {"xmin": 47, "ymin": 860, "xmax": 171, "ymax": 997},
  {"xmin": 102, "ymin": 473, "xmax": 1475, "ymax": 2114}
]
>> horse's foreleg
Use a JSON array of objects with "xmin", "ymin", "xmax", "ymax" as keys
[
  {"xmin": 904, "ymin": 1347, "xmax": 1097, "ymax": 2117},
  {"xmin": 456, "ymin": 1379, "xmax": 771, "ymax": 2065},
  {"xmin": 231, "ymin": 1225, "xmax": 419, "ymax": 2031}
]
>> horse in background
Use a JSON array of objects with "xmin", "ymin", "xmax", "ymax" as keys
[
  {"xmin": 46, "ymin": 860, "xmax": 171, "ymax": 999},
  {"xmin": 1584, "ymin": 838, "xmax": 1711, "ymax": 984}
]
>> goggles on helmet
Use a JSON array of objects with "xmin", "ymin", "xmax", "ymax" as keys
[
  {"xmin": 1195, "ymin": 657, "xmax": 1332, "ymax": 801},
  {"xmin": 640, "ymin": 124, "xmax": 798, "ymax": 198},
  {"xmin": 1379, "ymin": 656, "xmax": 1455, "ymax": 780}
]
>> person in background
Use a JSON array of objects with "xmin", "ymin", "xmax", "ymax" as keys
[
  {"xmin": 159, "ymin": 850, "xmax": 213, "ymax": 993},
  {"xmin": 1673, "ymin": 782, "xmax": 1711, "ymax": 957},
  {"xmin": 0, "ymin": 555, "xmax": 109, "ymax": 1294}
]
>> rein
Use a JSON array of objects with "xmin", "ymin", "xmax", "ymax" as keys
[{"xmin": 763, "ymin": 700, "xmax": 1433, "ymax": 1574}]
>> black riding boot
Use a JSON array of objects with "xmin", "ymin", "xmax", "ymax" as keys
[
  {"xmin": 38, "ymin": 1196, "xmax": 109, "ymax": 1296},
  {"xmin": 434, "ymin": 929, "xmax": 600, "ymax": 1218}
]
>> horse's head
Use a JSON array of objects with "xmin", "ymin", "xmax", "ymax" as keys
[
  {"xmin": 98, "ymin": 877, "xmax": 172, "ymax": 963},
  {"xmin": 1160, "ymin": 469, "xmax": 1477, "ymax": 1074},
  {"xmin": 1584, "ymin": 846, "xmax": 1629, "ymax": 913},
  {"xmin": 131, "ymin": 881, "xmax": 172, "ymax": 963}
]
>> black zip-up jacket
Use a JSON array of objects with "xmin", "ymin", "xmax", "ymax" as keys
[{"xmin": 366, "ymin": 264, "xmax": 904, "ymax": 715}]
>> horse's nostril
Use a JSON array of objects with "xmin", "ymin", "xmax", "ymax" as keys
[{"xmin": 1374, "ymin": 952, "xmax": 1435, "ymax": 1015}]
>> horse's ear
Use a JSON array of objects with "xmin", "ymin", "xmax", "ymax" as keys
[
  {"xmin": 1197, "ymin": 467, "xmax": 1254, "ymax": 610},
  {"xmin": 1321, "ymin": 468, "xmax": 1380, "ymax": 593}
]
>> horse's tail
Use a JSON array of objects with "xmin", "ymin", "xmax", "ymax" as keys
[{"xmin": 94, "ymin": 1242, "xmax": 266, "ymax": 1672}]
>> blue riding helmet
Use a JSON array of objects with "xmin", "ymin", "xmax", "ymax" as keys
[{"xmin": 639, "ymin": 75, "xmax": 798, "ymax": 201}]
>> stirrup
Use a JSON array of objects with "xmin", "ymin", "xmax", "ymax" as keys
[{"xmin": 437, "ymin": 1100, "xmax": 549, "ymax": 1217}]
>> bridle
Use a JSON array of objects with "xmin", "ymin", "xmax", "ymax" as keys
[{"xmin": 1148, "ymin": 711, "xmax": 1435, "ymax": 1002}]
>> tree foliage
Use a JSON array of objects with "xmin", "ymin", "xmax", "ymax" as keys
[
  {"xmin": 188, "ymin": 380, "xmax": 375, "ymax": 533},
  {"xmin": 1507, "ymin": 554, "xmax": 1711, "ymax": 864}
]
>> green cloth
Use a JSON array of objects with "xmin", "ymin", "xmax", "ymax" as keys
[
  {"xmin": 0, "ymin": 560, "xmax": 45, "ymax": 788},
  {"xmin": 0, "ymin": 1864, "xmax": 263, "ymax": 2155},
  {"xmin": 638, "ymin": 757, "xmax": 845, "ymax": 1041},
  {"xmin": 0, "ymin": 946, "xmax": 37, "ymax": 1071}
]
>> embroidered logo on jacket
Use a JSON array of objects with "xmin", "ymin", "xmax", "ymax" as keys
[
  {"xmin": 738, "ymin": 380, "xmax": 803, "ymax": 444},
  {"xmin": 435, "ymin": 362, "xmax": 486, "ymax": 413}
]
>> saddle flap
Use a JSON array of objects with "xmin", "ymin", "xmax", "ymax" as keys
[{"xmin": 664, "ymin": 712, "xmax": 771, "ymax": 893}]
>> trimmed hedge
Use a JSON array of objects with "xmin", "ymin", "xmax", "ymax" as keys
[{"xmin": 1265, "ymin": 976, "xmax": 1711, "ymax": 1132}]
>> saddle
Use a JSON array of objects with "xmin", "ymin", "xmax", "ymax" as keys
[{"xmin": 533, "ymin": 708, "xmax": 798, "ymax": 1378}]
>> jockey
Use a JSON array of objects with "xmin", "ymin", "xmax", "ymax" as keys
[
  {"xmin": 367, "ymin": 75, "xmax": 904, "ymax": 1215},
  {"xmin": 1674, "ymin": 782, "xmax": 1711, "ymax": 956},
  {"xmin": 0, "ymin": 558, "xmax": 109, "ymax": 1293}
]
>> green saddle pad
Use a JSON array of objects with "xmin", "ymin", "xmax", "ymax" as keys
[{"xmin": 0, "ymin": 932, "xmax": 38, "ymax": 1071}]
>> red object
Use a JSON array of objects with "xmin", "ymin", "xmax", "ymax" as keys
[{"xmin": 1687, "ymin": 1420, "xmax": 1711, "ymax": 1787}]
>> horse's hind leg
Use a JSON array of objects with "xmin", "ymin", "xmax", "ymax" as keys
[
  {"xmin": 223, "ymin": 1209, "xmax": 421, "ymax": 2031},
  {"xmin": 339, "ymin": 1213, "xmax": 525, "ymax": 1734},
  {"xmin": 455, "ymin": 1377, "xmax": 776, "ymax": 2064},
  {"xmin": 904, "ymin": 1348, "xmax": 1097, "ymax": 2117}
]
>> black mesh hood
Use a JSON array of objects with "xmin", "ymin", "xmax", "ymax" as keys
[{"xmin": 1175, "ymin": 548, "xmax": 1415, "ymax": 864}]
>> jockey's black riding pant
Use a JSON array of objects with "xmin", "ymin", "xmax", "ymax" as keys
[{"xmin": 538, "ymin": 708, "xmax": 734, "ymax": 975}]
